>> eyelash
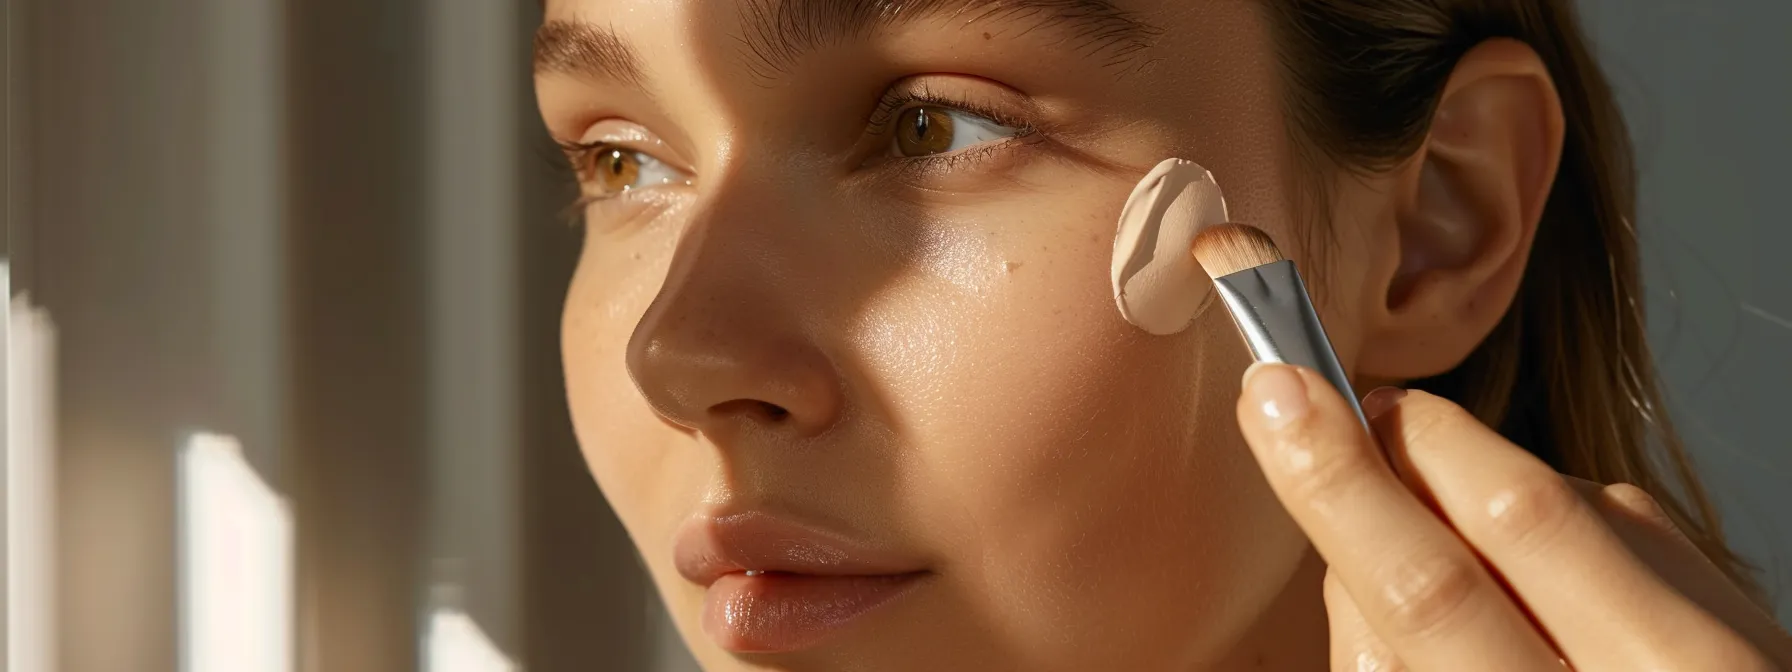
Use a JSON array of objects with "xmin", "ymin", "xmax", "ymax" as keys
[
  {"xmin": 554, "ymin": 139, "xmax": 675, "ymax": 219},
  {"xmin": 554, "ymin": 86, "xmax": 1040, "ymax": 215},
  {"xmin": 866, "ymin": 85, "xmax": 1040, "ymax": 175}
]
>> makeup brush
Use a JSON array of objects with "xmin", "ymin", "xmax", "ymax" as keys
[{"xmin": 1190, "ymin": 223, "xmax": 1369, "ymax": 429}]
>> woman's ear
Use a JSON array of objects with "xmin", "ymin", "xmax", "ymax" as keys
[{"xmin": 1355, "ymin": 38, "xmax": 1566, "ymax": 381}]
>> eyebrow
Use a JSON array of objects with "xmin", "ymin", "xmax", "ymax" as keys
[
  {"xmin": 534, "ymin": 20, "xmax": 646, "ymax": 88},
  {"xmin": 533, "ymin": 0, "xmax": 1161, "ymax": 85}
]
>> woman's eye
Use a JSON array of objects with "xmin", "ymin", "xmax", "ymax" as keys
[
  {"xmin": 577, "ymin": 146, "xmax": 688, "ymax": 199},
  {"xmin": 892, "ymin": 106, "xmax": 1023, "ymax": 158}
]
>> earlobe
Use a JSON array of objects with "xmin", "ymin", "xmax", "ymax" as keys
[{"xmin": 1359, "ymin": 38, "xmax": 1566, "ymax": 380}]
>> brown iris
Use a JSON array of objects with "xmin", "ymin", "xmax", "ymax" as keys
[
  {"xmin": 590, "ymin": 148, "xmax": 639, "ymax": 195},
  {"xmin": 894, "ymin": 107, "xmax": 955, "ymax": 157}
]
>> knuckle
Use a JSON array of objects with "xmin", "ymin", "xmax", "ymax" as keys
[
  {"xmin": 1473, "ymin": 470, "xmax": 1583, "ymax": 557},
  {"xmin": 1340, "ymin": 649, "xmax": 1407, "ymax": 672},
  {"xmin": 1370, "ymin": 550, "xmax": 1487, "ymax": 639},
  {"xmin": 1276, "ymin": 423, "xmax": 1383, "ymax": 510},
  {"xmin": 1602, "ymin": 482, "xmax": 1677, "ymax": 532},
  {"xmin": 1389, "ymin": 393, "xmax": 1473, "ymax": 454}
]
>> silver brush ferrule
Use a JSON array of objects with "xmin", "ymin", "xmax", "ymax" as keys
[{"xmin": 1212, "ymin": 260, "xmax": 1368, "ymax": 429}]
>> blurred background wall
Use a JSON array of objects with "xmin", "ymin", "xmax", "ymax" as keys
[
  {"xmin": 3, "ymin": 1, "xmax": 1786, "ymax": 671},
  {"xmin": 7, "ymin": 0, "xmax": 676, "ymax": 670},
  {"xmin": 1580, "ymin": 0, "xmax": 1792, "ymax": 620}
]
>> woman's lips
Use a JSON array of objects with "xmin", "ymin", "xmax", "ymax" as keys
[
  {"xmin": 702, "ymin": 571, "xmax": 928, "ymax": 653},
  {"xmin": 673, "ymin": 510, "xmax": 930, "ymax": 653}
]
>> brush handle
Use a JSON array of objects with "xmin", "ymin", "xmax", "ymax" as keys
[{"xmin": 1213, "ymin": 260, "xmax": 1370, "ymax": 430}]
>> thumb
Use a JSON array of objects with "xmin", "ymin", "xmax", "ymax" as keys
[{"xmin": 1324, "ymin": 566, "xmax": 1404, "ymax": 672}]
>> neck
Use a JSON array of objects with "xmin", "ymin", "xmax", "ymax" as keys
[{"xmin": 1211, "ymin": 547, "xmax": 1331, "ymax": 671}]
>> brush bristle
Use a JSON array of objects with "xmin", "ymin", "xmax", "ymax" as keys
[{"xmin": 1189, "ymin": 223, "xmax": 1284, "ymax": 278}]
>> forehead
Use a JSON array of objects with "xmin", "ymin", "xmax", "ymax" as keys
[{"xmin": 536, "ymin": 0, "xmax": 1169, "ymax": 84}]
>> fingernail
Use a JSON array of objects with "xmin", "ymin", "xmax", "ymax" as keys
[
  {"xmin": 1243, "ymin": 363, "xmax": 1309, "ymax": 430},
  {"xmin": 1360, "ymin": 387, "xmax": 1407, "ymax": 420}
]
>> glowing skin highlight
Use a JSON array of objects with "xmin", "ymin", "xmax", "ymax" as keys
[{"xmin": 1111, "ymin": 158, "xmax": 1231, "ymax": 335}]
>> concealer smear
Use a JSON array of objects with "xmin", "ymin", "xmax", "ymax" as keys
[{"xmin": 1111, "ymin": 158, "xmax": 1230, "ymax": 335}]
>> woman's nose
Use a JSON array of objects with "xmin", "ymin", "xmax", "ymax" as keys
[{"xmin": 623, "ymin": 213, "xmax": 845, "ymax": 440}]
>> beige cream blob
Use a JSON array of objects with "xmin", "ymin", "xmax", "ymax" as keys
[{"xmin": 1110, "ymin": 158, "xmax": 1230, "ymax": 335}]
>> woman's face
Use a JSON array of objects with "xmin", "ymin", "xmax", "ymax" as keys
[{"xmin": 537, "ymin": 0, "xmax": 1380, "ymax": 669}]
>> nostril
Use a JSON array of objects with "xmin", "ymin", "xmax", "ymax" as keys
[{"xmin": 711, "ymin": 399, "xmax": 792, "ymax": 423}]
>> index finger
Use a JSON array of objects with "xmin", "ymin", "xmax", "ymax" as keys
[{"xmin": 1235, "ymin": 363, "xmax": 1559, "ymax": 670}]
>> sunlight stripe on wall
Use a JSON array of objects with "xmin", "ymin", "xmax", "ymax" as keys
[
  {"xmin": 178, "ymin": 432, "xmax": 293, "ymax": 672},
  {"xmin": 7, "ymin": 266, "xmax": 59, "ymax": 672}
]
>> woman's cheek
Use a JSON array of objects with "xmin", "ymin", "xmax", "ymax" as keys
[
  {"xmin": 562, "ymin": 220, "xmax": 701, "ymax": 539},
  {"xmin": 847, "ymin": 185, "xmax": 1307, "ymax": 661},
  {"xmin": 849, "ymin": 204, "xmax": 1137, "ymax": 515}
]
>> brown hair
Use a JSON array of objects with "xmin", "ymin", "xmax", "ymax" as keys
[{"xmin": 1262, "ymin": 0, "xmax": 1764, "ymax": 600}]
